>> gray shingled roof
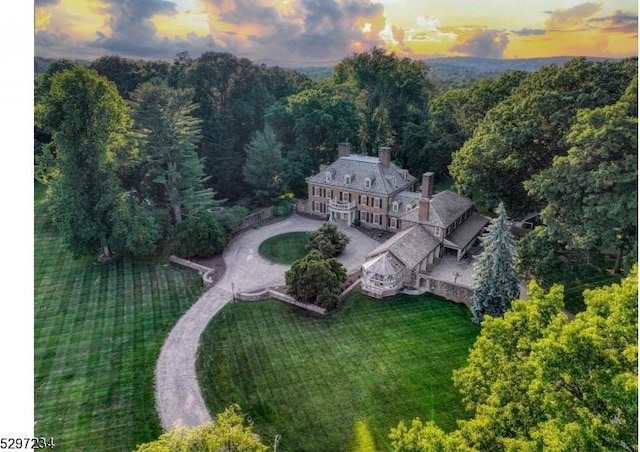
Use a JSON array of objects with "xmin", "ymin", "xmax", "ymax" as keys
[
  {"xmin": 306, "ymin": 155, "xmax": 418, "ymax": 195},
  {"xmin": 444, "ymin": 212, "xmax": 489, "ymax": 250},
  {"xmin": 400, "ymin": 190, "xmax": 474, "ymax": 228},
  {"xmin": 362, "ymin": 252, "xmax": 403, "ymax": 276},
  {"xmin": 388, "ymin": 191, "xmax": 421, "ymax": 218},
  {"xmin": 366, "ymin": 224, "xmax": 440, "ymax": 270}
]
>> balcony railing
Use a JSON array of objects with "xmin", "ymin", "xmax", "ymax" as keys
[{"xmin": 328, "ymin": 199, "xmax": 356, "ymax": 211}]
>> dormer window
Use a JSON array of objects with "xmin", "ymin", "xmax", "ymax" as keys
[
  {"xmin": 325, "ymin": 171, "xmax": 332, "ymax": 182},
  {"xmin": 392, "ymin": 201, "xmax": 399, "ymax": 213},
  {"xmin": 364, "ymin": 177, "xmax": 372, "ymax": 189},
  {"xmin": 344, "ymin": 174, "xmax": 351, "ymax": 185}
]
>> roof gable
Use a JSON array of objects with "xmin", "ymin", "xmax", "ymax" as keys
[{"xmin": 366, "ymin": 225, "xmax": 440, "ymax": 269}]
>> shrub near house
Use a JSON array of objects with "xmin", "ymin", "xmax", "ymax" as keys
[{"xmin": 285, "ymin": 250, "xmax": 347, "ymax": 310}]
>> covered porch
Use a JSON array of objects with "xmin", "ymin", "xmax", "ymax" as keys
[{"xmin": 443, "ymin": 212, "xmax": 489, "ymax": 260}]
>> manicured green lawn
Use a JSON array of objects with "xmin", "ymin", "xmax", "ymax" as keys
[
  {"xmin": 197, "ymin": 292, "xmax": 479, "ymax": 451},
  {"xmin": 34, "ymin": 184, "xmax": 203, "ymax": 450},
  {"xmin": 258, "ymin": 231, "xmax": 310, "ymax": 264}
]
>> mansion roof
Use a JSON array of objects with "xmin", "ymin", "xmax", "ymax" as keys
[
  {"xmin": 306, "ymin": 155, "xmax": 418, "ymax": 196},
  {"xmin": 401, "ymin": 190, "xmax": 474, "ymax": 228},
  {"xmin": 366, "ymin": 224, "xmax": 441, "ymax": 270}
]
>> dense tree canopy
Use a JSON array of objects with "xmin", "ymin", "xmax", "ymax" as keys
[
  {"xmin": 391, "ymin": 268, "xmax": 638, "ymax": 451},
  {"xmin": 37, "ymin": 65, "xmax": 132, "ymax": 258},
  {"xmin": 130, "ymin": 79, "xmax": 215, "ymax": 224},
  {"xmin": 450, "ymin": 58, "xmax": 637, "ymax": 214},
  {"xmin": 525, "ymin": 75, "xmax": 638, "ymax": 273},
  {"xmin": 333, "ymin": 47, "xmax": 432, "ymax": 157}
]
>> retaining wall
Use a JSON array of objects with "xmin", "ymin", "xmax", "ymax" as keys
[
  {"xmin": 423, "ymin": 277, "xmax": 472, "ymax": 307},
  {"xmin": 236, "ymin": 289, "xmax": 327, "ymax": 315},
  {"xmin": 169, "ymin": 255, "xmax": 216, "ymax": 288}
]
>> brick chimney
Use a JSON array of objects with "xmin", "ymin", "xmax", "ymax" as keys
[
  {"xmin": 418, "ymin": 172, "xmax": 434, "ymax": 223},
  {"xmin": 338, "ymin": 142, "xmax": 351, "ymax": 158},
  {"xmin": 421, "ymin": 172, "xmax": 434, "ymax": 198},
  {"xmin": 378, "ymin": 146, "xmax": 391, "ymax": 167}
]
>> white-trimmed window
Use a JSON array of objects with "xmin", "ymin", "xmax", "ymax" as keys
[
  {"xmin": 360, "ymin": 195, "xmax": 368, "ymax": 205},
  {"xmin": 313, "ymin": 186, "xmax": 321, "ymax": 196},
  {"xmin": 344, "ymin": 174, "xmax": 352, "ymax": 185},
  {"xmin": 325, "ymin": 171, "xmax": 332, "ymax": 182},
  {"xmin": 341, "ymin": 191, "xmax": 350, "ymax": 202},
  {"xmin": 373, "ymin": 198, "xmax": 381, "ymax": 208},
  {"xmin": 326, "ymin": 189, "xmax": 332, "ymax": 199},
  {"xmin": 434, "ymin": 227, "xmax": 441, "ymax": 237},
  {"xmin": 390, "ymin": 218, "xmax": 398, "ymax": 229},
  {"xmin": 372, "ymin": 213, "xmax": 381, "ymax": 225},
  {"xmin": 314, "ymin": 201, "xmax": 322, "ymax": 212},
  {"xmin": 360, "ymin": 210, "xmax": 368, "ymax": 222},
  {"xmin": 364, "ymin": 177, "xmax": 372, "ymax": 189},
  {"xmin": 392, "ymin": 201, "xmax": 399, "ymax": 213}
]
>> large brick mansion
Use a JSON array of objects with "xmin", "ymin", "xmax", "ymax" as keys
[{"xmin": 306, "ymin": 143, "xmax": 490, "ymax": 298}]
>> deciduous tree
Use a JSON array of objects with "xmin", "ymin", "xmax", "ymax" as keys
[
  {"xmin": 37, "ymin": 66, "xmax": 131, "ymax": 259},
  {"xmin": 135, "ymin": 404, "xmax": 268, "ymax": 451},
  {"xmin": 306, "ymin": 222, "xmax": 350, "ymax": 258},
  {"xmin": 285, "ymin": 250, "xmax": 347, "ymax": 310},
  {"xmin": 390, "ymin": 268, "xmax": 638, "ymax": 451},
  {"xmin": 525, "ymin": 76, "xmax": 638, "ymax": 273}
]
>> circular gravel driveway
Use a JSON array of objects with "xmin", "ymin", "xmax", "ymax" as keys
[{"xmin": 154, "ymin": 215, "xmax": 381, "ymax": 430}]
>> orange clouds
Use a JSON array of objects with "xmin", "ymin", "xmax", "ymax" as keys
[{"xmin": 33, "ymin": 0, "xmax": 638, "ymax": 63}]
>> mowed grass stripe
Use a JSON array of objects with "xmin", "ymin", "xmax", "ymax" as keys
[
  {"xmin": 34, "ymin": 184, "xmax": 203, "ymax": 450},
  {"xmin": 197, "ymin": 294, "xmax": 478, "ymax": 451}
]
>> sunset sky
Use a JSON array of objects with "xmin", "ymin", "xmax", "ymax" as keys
[{"xmin": 33, "ymin": 0, "xmax": 639, "ymax": 64}]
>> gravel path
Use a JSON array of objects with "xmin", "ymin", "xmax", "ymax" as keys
[{"xmin": 154, "ymin": 215, "xmax": 380, "ymax": 430}]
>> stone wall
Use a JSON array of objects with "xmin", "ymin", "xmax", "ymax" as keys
[
  {"xmin": 293, "ymin": 198, "xmax": 310, "ymax": 215},
  {"xmin": 423, "ymin": 277, "xmax": 472, "ymax": 307},
  {"xmin": 169, "ymin": 255, "xmax": 216, "ymax": 288},
  {"xmin": 236, "ymin": 288, "xmax": 327, "ymax": 315},
  {"xmin": 240, "ymin": 206, "xmax": 274, "ymax": 230}
]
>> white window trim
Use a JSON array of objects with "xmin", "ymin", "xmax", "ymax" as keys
[
  {"xmin": 342, "ymin": 192, "xmax": 350, "ymax": 202},
  {"xmin": 360, "ymin": 210, "xmax": 368, "ymax": 222},
  {"xmin": 314, "ymin": 201, "xmax": 321, "ymax": 212},
  {"xmin": 344, "ymin": 174, "xmax": 351, "ymax": 185},
  {"xmin": 372, "ymin": 213, "xmax": 380, "ymax": 225},
  {"xmin": 392, "ymin": 202, "xmax": 399, "ymax": 213},
  {"xmin": 326, "ymin": 189, "xmax": 332, "ymax": 199},
  {"xmin": 374, "ymin": 198, "xmax": 381, "ymax": 208},
  {"xmin": 325, "ymin": 171, "xmax": 332, "ymax": 182},
  {"xmin": 364, "ymin": 177, "xmax": 371, "ymax": 189},
  {"xmin": 390, "ymin": 218, "xmax": 398, "ymax": 229},
  {"xmin": 434, "ymin": 227, "xmax": 441, "ymax": 237}
]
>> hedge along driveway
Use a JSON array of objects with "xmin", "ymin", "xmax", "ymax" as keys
[{"xmin": 155, "ymin": 215, "xmax": 381, "ymax": 430}]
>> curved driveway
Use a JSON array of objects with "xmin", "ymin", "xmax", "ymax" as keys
[{"xmin": 154, "ymin": 215, "xmax": 381, "ymax": 430}]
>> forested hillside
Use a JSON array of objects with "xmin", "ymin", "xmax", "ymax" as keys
[{"xmin": 35, "ymin": 49, "xmax": 637, "ymax": 285}]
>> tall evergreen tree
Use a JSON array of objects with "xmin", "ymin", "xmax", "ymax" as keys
[
  {"xmin": 130, "ymin": 79, "xmax": 215, "ymax": 223},
  {"xmin": 37, "ymin": 66, "xmax": 131, "ymax": 259},
  {"xmin": 471, "ymin": 202, "xmax": 520, "ymax": 324},
  {"xmin": 242, "ymin": 125, "xmax": 288, "ymax": 204}
]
